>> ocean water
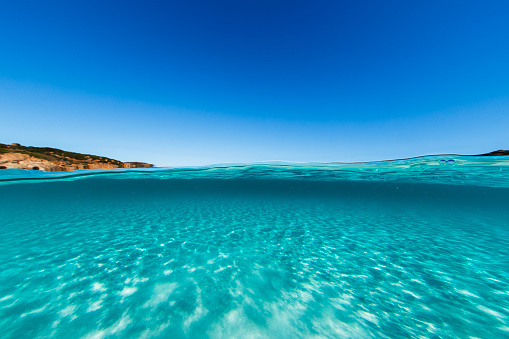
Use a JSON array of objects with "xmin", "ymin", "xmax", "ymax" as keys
[{"xmin": 1, "ymin": 156, "xmax": 509, "ymax": 338}]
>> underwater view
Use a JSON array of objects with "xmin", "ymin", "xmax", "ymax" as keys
[{"xmin": 1, "ymin": 155, "xmax": 509, "ymax": 338}]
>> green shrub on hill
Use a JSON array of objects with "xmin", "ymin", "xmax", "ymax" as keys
[{"xmin": 0, "ymin": 143, "xmax": 123, "ymax": 164}]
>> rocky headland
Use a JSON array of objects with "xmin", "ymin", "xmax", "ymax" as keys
[
  {"xmin": 476, "ymin": 150, "xmax": 509, "ymax": 156},
  {"xmin": 0, "ymin": 143, "xmax": 153, "ymax": 172}
]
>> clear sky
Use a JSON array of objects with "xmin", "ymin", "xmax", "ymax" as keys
[{"xmin": 1, "ymin": 1, "xmax": 508, "ymax": 166}]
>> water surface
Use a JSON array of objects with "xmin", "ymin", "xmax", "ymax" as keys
[{"xmin": 1, "ymin": 156, "xmax": 508, "ymax": 338}]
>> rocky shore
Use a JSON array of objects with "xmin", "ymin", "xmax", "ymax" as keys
[{"xmin": 0, "ymin": 143, "xmax": 153, "ymax": 172}]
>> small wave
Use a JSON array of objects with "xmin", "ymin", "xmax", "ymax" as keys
[{"xmin": 1, "ymin": 155, "xmax": 509, "ymax": 188}]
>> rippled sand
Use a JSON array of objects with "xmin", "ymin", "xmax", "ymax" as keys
[{"xmin": 1, "ymin": 178, "xmax": 508, "ymax": 338}]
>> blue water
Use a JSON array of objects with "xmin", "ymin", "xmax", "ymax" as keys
[{"xmin": 1, "ymin": 156, "xmax": 509, "ymax": 338}]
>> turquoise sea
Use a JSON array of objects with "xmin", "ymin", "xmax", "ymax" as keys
[{"xmin": 1, "ymin": 155, "xmax": 509, "ymax": 338}]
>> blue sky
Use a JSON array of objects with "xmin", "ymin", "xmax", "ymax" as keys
[{"xmin": 1, "ymin": 1, "xmax": 508, "ymax": 166}]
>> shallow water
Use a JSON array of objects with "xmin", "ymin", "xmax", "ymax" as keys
[{"xmin": 1, "ymin": 156, "xmax": 509, "ymax": 338}]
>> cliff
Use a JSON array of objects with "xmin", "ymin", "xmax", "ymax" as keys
[{"xmin": 0, "ymin": 143, "xmax": 153, "ymax": 172}]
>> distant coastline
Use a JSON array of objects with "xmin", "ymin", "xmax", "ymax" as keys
[
  {"xmin": 1, "ymin": 142, "xmax": 507, "ymax": 172},
  {"xmin": 475, "ymin": 150, "xmax": 509, "ymax": 156},
  {"xmin": 0, "ymin": 143, "xmax": 153, "ymax": 172}
]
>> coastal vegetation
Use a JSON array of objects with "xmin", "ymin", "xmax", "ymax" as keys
[
  {"xmin": 0, "ymin": 143, "xmax": 123, "ymax": 165},
  {"xmin": 0, "ymin": 143, "xmax": 153, "ymax": 171}
]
